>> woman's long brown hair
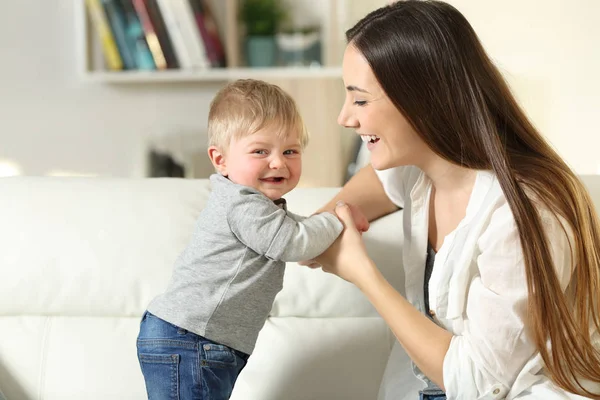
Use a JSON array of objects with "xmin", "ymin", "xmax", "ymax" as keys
[{"xmin": 348, "ymin": 1, "xmax": 600, "ymax": 396}]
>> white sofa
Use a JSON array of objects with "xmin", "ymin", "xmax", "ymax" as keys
[
  {"xmin": 0, "ymin": 177, "xmax": 406, "ymax": 400},
  {"xmin": 2, "ymin": 175, "xmax": 599, "ymax": 400}
]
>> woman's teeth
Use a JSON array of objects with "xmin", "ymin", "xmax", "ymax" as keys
[{"xmin": 361, "ymin": 135, "xmax": 380, "ymax": 143}]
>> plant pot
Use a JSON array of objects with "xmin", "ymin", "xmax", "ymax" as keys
[
  {"xmin": 245, "ymin": 36, "xmax": 277, "ymax": 68},
  {"xmin": 276, "ymin": 31, "xmax": 322, "ymax": 67}
]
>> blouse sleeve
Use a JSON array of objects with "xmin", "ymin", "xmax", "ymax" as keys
[{"xmin": 442, "ymin": 199, "xmax": 574, "ymax": 399}]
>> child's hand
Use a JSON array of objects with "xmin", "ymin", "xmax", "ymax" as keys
[{"xmin": 346, "ymin": 203, "xmax": 369, "ymax": 233}]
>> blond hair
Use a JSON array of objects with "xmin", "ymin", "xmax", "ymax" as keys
[{"xmin": 208, "ymin": 79, "xmax": 308, "ymax": 151}]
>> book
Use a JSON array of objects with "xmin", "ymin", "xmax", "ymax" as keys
[
  {"xmin": 102, "ymin": 0, "xmax": 136, "ymax": 69},
  {"xmin": 189, "ymin": 0, "xmax": 226, "ymax": 68},
  {"xmin": 155, "ymin": 0, "xmax": 193, "ymax": 69},
  {"xmin": 146, "ymin": 0, "xmax": 179, "ymax": 68},
  {"xmin": 159, "ymin": 0, "xmax": 210, "ymax": 69},
  {"xmin": 132, "ymin": 0, "xmax": 168, "ymax": 70},
  {"xmin": 86, "ymin": 0, "xmax": 123, "ymax": 70},
  {"xmin": 119, "ymin": 0, "xmax": 156, "ymax": 70}
]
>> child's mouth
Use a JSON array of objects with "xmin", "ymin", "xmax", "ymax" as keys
[{"xmin": 261, "ymin": 177, "xmax": 285, "ymax": 184}]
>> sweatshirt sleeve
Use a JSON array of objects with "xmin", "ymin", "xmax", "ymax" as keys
[
  {"xmin": 285, "ymin": 211, "xmax": 307, "ymax": 223},
  {"xmin": 226, "ymin": 189, "xmax": 343, "ymax": 262}
]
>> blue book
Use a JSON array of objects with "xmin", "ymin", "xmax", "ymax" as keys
[
  {"xmin": 102, "ymin": 0, "xmax": 136, "ymax": 69},
  {"xmin": 119, "ymin": 0, "xmax": 156, "ymax": 70}
]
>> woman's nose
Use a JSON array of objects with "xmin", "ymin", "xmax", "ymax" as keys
[{"xmin": 337, "ymin": 102, "xmax": 358, "ymax": 128}]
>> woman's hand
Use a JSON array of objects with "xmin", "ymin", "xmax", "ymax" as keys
[
  {"xmin": 311, "ymin": 202, "xmax": 377, "ymax": 285},
  {"xmin": 347, "ymin": 202, "xmax": 370, "ymax": 233}
]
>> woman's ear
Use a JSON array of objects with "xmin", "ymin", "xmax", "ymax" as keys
[{"xmin": 207, "ymin": 146, "xmax": 227, "ymax": 176}]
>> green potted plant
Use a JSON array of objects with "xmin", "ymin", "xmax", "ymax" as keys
[{"xmin": 239, "ymin": 0, "xmax": 287, "ymax": 67}]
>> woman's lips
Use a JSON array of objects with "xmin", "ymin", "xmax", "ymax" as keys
[{"xmin": 366, "ymin": 138, "xmax": 380, "ymax": 150}]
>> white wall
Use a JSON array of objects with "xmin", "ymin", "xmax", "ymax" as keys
[
  {"xmin": 0, "ymin": 0, "xmax": 220, "ymax": 178},
  {"xmin": 0, "ymin": 0, "xmax": 599, "ymax": 179},
  {"xmin": 449, "ymin": 0, "xmax": 600, "ymax": 173}
]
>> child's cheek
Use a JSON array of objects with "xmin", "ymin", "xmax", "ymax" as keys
[{"xmin": 244, "ymin": 158, "xmax": 267, "ymax": 179}]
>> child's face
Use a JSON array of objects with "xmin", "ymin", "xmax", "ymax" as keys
[{"xmin": 218, "ymin": 126, "xmax": 302, "ymax": 200}]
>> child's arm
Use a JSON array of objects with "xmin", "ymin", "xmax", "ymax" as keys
[
  {"xmin": 291, "ymin": 203, "xmax": 369, "ymax": 231},
  {"xmin": 226, "ymin": 190, "xmax": 343, "ymax": 262},
  {"xmin": 285, "ymin": 211, "xmax": 306, "ymax": 223}
]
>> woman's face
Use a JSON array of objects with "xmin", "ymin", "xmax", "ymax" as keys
[{"xmin": 337, "ymin": 45, "xmax": 429, "ymax": 170}]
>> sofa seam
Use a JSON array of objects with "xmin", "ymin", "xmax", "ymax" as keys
[{"xmin": 37, "ymin": 316, "xmax": 52, "ymax": 400}]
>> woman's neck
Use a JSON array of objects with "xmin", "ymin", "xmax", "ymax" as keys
[{"xmin": 420, "ymin": 156, "xmax": 477, "ymax": 194}]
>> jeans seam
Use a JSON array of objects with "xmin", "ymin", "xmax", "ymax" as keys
[
  {"xmin": 137, "ymin": 339, "xmax": 198, "ymax": 349},
  {"xmin": 172, "ymin": 354, "xmax": 179, "ymax": 400}
]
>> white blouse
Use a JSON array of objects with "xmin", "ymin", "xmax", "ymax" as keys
[{"xmin": 375, "ymin": 166, "xmax": 600, "ymax": 400}]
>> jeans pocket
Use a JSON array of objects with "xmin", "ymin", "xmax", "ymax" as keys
[
  {"xmin": 138, "ymin": 353, "xmax": 180, "ymax": 400},
  {"xmin": 200, "ymin": 346, "xmax": 246, "ymax": 400},
  {"xmin": 201, "ymin": 343, "xmax": 237, "ymax": 368}
]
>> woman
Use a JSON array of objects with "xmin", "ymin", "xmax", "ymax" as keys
[{"xmin": 309, "ymin": 1, "xmax": 600, "ymax": 399}]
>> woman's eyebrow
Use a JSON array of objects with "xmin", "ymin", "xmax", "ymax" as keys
[{"xmin": 346, "ymin": 85, "xmax": 370, "ymax": 94}]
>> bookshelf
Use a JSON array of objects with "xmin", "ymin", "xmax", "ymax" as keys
[
  {"xmin": 75, "ymin": 0, "xmax": 354, "ymax": 187},
  {"xmin": 75, "ymin": 0, "xmax": 346, "ymax": 83}
]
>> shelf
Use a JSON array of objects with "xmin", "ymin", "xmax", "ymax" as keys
[
  {"xmin": 80, "ymin": 66, "xmax": 343, "ymax": 83},
  {"xmin": 75, "ymin": 0, "xmax": 347, "ymax": 84}
]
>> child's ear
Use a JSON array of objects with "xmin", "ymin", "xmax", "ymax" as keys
[{"xmin": 207, "ymin": 146, "xmax": 227, "ymax": 176}]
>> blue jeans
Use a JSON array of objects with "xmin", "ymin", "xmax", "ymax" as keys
[{"xmin": 137, "ymin": 311, "xmax": 249, "ymax": 400}]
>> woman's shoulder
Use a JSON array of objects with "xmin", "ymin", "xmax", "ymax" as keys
[
  {"xmin": 478, "ymin": 178, "xmax": 570, "ymax": 242},
  {"xmin": 476, "ymin": 175, "xmax": 574, "ymax": 289},
  {"xmin": 374, "ymin": 165, "xmax": 422, "ymax": 185},
  {"xmin": 374, "ymin": 165, "xmax": 424, "ymax": 207}
]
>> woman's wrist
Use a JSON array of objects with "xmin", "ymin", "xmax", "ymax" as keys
[{"xmin": 354, "ymin": 258, "xmax": 384, "ymax": 293}]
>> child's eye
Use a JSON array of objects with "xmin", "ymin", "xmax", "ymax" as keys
[
  {"xmin": 283, "ymin": 149, "xmax": 299, "ymax": 155},
  {"xmin": 353, "ymin": 100, "xmax": 367, "ymax": 106},
  {"xmin": 253, "ymin": 149, "xmax": 268, "ymax": 155}
]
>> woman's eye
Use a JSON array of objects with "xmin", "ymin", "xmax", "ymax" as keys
[{"xmin": 353, "ymin": 100, "xmax": 367, "ymax": 106}]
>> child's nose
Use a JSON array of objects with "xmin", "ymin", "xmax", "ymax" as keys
[{"xmin": 270, "ymin": 154, "xmax": 286, "ymax": 169}]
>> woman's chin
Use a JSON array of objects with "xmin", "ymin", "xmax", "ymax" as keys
[{"xmin": 370, "ymin": 159, "xmax": 394, "ymax": 171}]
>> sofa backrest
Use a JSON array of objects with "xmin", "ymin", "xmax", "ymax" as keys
[{"xmin": 0, "ymin": 177, "xmax": 404, "ymax": 320}]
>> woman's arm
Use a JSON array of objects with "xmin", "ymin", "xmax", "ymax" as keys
[
  {"xmin": 360, "ymin": 268, "xmax": 452, "ymax": 390},
  {"xmin": 323, "ymin": 200, "xmax": 573, "ymax": 398},
  {"xmin": 317, "ymin": 165, "xmax": 399, "ymax": 221},
  {"xmin": 315, "ymin": 203, "xmax": 452, "ymax": 389}
]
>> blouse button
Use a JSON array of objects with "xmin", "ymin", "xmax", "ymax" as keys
[{"xmin": 493, "ymin": 388, "xmax": 500, "ymax": 395}]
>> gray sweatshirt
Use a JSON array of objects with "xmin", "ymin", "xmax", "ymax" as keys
[{"xmin": 147, "ymin": 174, "xmax": 343, "ymax": 355}]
